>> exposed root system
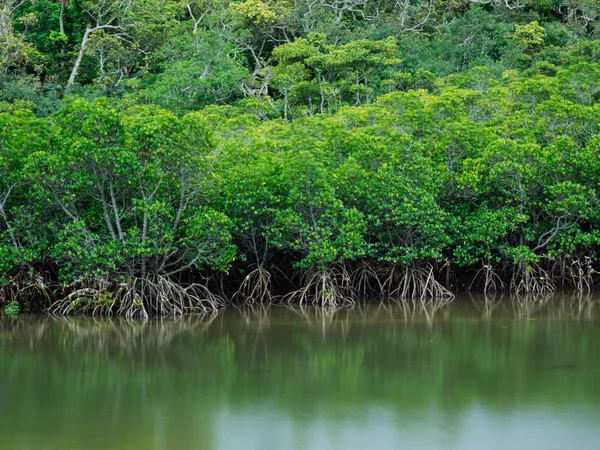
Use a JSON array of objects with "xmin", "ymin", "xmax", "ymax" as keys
[
  {"xmin": 511, "ymin": 261, "xmax": 555, "ymax": 296},
  {"xmin": 47, "ymin": 275, "xmax": 223, "ymax": 318},
  {"xmin": 350, "ymin": 262, "xmax": 384, "ymax": 300},
  {"xmin": 381, "ymin": 264, "xmax": 454, "ymax": 301},
  {"xmin": 8, "ymin": 257, "xmax": 600, "ymax": 317},
  {"xmin": 283, "ymin": 267, "xmax": 355, "ymax": 307},
  {"xmin": 468, "ymin": 263, "xmax": 505, "ymax": 294},
  {"xmin": 549, "ymin": 257, "xmax": 597, "ymax": 293},
  {"xmin": 233, "ymin": 267, "xmax": 272, "ymax": 304},
  {"xmin": 0, "ymin": 269, "xmax": 52, "ymax": 309}
]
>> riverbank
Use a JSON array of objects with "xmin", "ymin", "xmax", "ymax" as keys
[{"xmin": 2, "ymin": 261, "xmax": 600, "ymax": 317}]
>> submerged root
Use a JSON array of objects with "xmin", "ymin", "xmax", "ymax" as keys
[
  {"xmin": 233, "ymin": 267, "xmax": 272, "ymax": 304},
  {"xmin": 283, "ymin": 266, "xmax": 355, "ymax": 307},
  {"xmin": 381, "ymin": 264, "xmax": 454, "ymax": 301},
  {"xmin": 47, "ymin": 275, "xmax": 223, "ymax": 318},
  {"xmin": 510, "ymin": 262, "xmax": 555, "ymax": 296}
]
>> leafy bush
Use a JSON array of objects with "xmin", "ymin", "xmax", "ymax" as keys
[{"xmin": 2, "ymin": 300, "xmax": 20, "ymax": 317}]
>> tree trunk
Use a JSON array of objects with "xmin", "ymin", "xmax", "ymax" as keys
[
  {"xmin": 0, "ymin": 202, "xmax": 18, "ymax": 248},
  {"xmin": 59, "ymin": 0, "xmax": 65, "ymax": 34},
  {"xmin": 109, "ymin": 180, "xmax": 125, "ymax": 242},
  {"xmin": 0, "ymin": 8, "xmax": 13, "ymax": 45},
  {"xmin": 67, "ymin": 26, "xmax": 92, "ymax": 88}
]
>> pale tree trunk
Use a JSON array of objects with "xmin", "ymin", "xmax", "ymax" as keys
[
  {"xmin": 0, "ymin": 10, "xmax": 11, "ymax": 45},
  {"xmin": 67, "ymin": 24, "xmax": 122, "ymax": 88},
  {"xmin": 0, "ymin": 190, "xmax": 18, "ymax": 249},
  {"xmin": 59, "ymin": 0, "xmax": 65, "ymax": 34},
  {"xmin": 67, "ymin": 26, "xmax": 92, "ymax": 88},
  {"xmin": 1, "ymin": 2, "xmax": 22, "ymax": 46},
  {"xmin": 1, "ymin": 1, "xmax": 27, "ymax": 41},
  {"xmin": 66, "ymin": 0, "xmax": 133, "ymax": 88},
  {"xmin": 186, "ymin": 2, "xmax": 209, "ymax": 34}
]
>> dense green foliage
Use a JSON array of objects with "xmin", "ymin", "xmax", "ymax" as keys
[
  {"xmin": 3, "ymin": 0, "xmax": 600, "ymax": 115},
  {"xmin": 2, "ymin": 300, "xmax": 19, "ymax": 316},
  {"xmin": 4, "ymin": 1, "xmax": 600, "ymax": 314}
]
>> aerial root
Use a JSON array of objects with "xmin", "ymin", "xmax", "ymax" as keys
[
  {"xmin": 0, "ymin": 269, "xmax": 52, "ymax": 308},
  {"xmin": 350, "ymin": 261, "xmax": 384, "ymax": 300},
  {"xmin": 381, "ymin": 264, "xmax": 454, "ymax": 302},
  {"xmin": 510, "ymin": 261, "xmax": 555, "ymax": 296},
  {"xmin": 283, "ymin": 266, "xmax": 355, "ymax": 307},
  {"xmin": 548, "ymin": 257, "xmax": 597, "ymax": 293},
  {"xmin": 468, "ymin": 262, "xmax": 505, "ymax": 294},
  {"xmin": 233, "ymin": 267, "xmax": 272, "ymax": 304},
  {"xmin": 47, "ymin": 275, "xmax": 223, "ymax": 317}
]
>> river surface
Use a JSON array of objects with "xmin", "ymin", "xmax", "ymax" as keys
[{"xmin": 1, "ymin": 295, "xmax": 600, "ymax": 450}]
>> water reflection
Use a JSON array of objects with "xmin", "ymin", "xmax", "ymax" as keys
[
  {"xmin": 466, "ymin": 293, "xmax": 599, "ymax": 321},
  {"xmin": 1, "ymin": 296, "xmax": 600, "ymax": 450}
]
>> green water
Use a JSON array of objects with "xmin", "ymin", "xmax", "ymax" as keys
[{"xmin": 1, "ymin": 296, "xmax": 600, "ymax": 450}]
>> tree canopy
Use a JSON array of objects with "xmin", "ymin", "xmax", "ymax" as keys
[{"xmin": 4, "ymin": 0, "xmax": 600, "ymax": 314}]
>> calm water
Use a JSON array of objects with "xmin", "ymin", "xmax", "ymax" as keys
[{"xmin": 1, "ymin": 295, "xmax": 600, "ymax": 450}]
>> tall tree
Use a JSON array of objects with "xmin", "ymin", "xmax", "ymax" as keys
[{"xmin": 67, "ymin": 0, "xmax": 134, "ymax": 88}]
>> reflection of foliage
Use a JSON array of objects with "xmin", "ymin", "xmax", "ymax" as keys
[{"xmin": 1, "ymin": 300, "xmax": 599, "ymax": 431}]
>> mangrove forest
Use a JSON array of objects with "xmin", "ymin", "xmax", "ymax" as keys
[{"xmin": 3, "ymin": 0, "xmax": 600, "ymax": 316}]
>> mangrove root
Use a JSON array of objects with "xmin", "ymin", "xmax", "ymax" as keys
[
  {"xmin": 0, "ymin": 269, "xmax": 52, "ymax": 309},
  {"xmin": 468, "ymin": 263, "xmax": 505, "ymax": 294},
  {"xmin": 549, "ymin": 257, "xmax": 597, "ymax": 293},
  {"xmin": 233, "ymin": 267, "xmax": 272, "ymax": 304},
  {"xmin": 283, "ymin": 267, "xmax": 355, "ymax": 307},
  {"xmin": 510, "ymin": 262, "xmax": 555, "ymax": 296},
  {"xmin": 47, "ymin": 275, "xmax": 223, "ymax": 318},
  {"xmin": 381, "ymin": 264, "xmax": 454, "ymax": 301},
  {"xmin": 350, "ymin": 261, "xmax": 384, "ymax": 300}
]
